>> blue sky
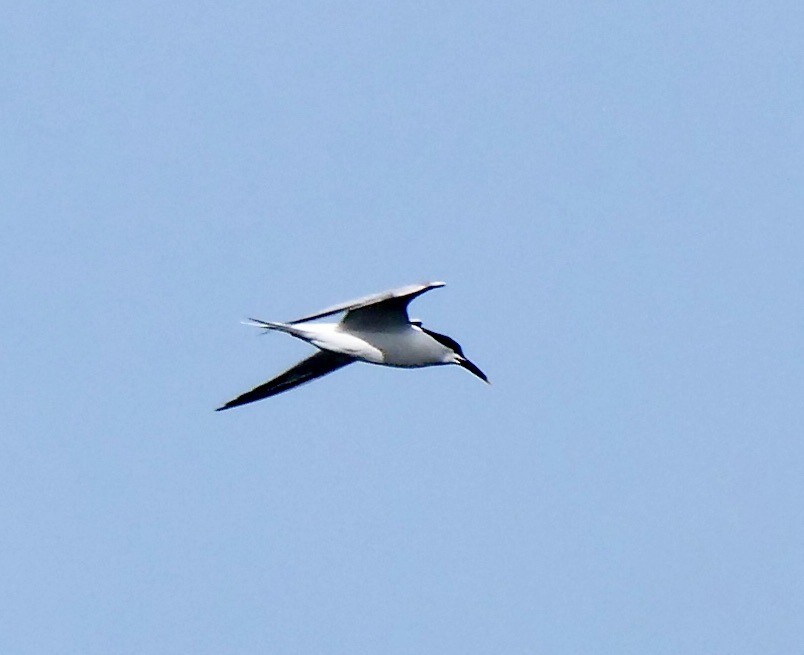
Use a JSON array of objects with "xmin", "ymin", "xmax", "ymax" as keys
[{"xmin": 2, "ymin": 2, "xmax": 802, "ymax": 653}]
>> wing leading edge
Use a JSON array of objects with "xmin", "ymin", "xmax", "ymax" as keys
[
  {"xmin": 288, "ymin": 281, "xmax": 445, "ymax": 324},
  {"xmin": 216, "ymin": 350, "xmax": 355, "ymax": 410}
]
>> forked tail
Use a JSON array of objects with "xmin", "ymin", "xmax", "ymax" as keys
[
  {"xmin": 241, "ymin": 318, "xmax": 286, "ymax": 330},
  {"xmin": 241, "ymin": 318, "xmax": 309, "ymax": 339}
]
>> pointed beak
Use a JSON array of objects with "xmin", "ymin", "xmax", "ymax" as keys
[{"xmin": 457, "ymin": 356, "xmax": 489, "ymax": 383}]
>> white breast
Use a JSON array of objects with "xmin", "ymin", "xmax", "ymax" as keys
[{"xmin": 348, "ymin": 325, "xmax": 452, "ymax": 367}]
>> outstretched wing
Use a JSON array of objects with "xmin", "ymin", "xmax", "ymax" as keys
[
  {"xmin": 216, "ymin": 350, "xmax": 355, "ymax": 410},
  {"xmin": 288, "ymin": 281, "xmax": 445, "ymax": 328}
]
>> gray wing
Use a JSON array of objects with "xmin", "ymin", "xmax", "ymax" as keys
[
  {"xmin": 216, "ymin": 350, "xmax": 355, "ymax": 410},
  {"xmin": 288, "ymin": 281, "xmax": 445, "ymax": 326}
]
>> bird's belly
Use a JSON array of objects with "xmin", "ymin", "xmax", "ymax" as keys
[
  {"xmin": 311, "ymin": 332, "xmax": 384, "ymax": 363},
  {"xmin": 294, "ymin": 323, "xmax": 385, "ymax": 363},
  {"xmin": 355, "ymin": 329, "xmax": 448, "ymax": 367}
]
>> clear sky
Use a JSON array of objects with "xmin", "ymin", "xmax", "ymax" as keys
[{"xmin": 2, "ymin": 2, "xmax": 802, "ymax": 653}]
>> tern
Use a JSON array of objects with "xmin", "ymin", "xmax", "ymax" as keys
[{"xmin": 217, "ymin": 281, "xmax": 488, "ymax": 410}]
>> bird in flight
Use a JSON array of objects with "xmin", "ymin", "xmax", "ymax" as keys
[{"xmin": 217, "ymin": 281, "xmax": 488, "ymax": 410}]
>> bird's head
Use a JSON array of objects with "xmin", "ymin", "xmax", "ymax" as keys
[{"xmin": 420, "ymin": 326, "xmax": 489, "ymax": 384}]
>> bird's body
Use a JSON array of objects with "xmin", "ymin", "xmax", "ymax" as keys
[
  {"xmin": 217, "ymin": 281, "xmax": 487, "ymax": 410},
  {"xmin": 256, "ymin": 320, "xmax": 455, "ymax": 367}
]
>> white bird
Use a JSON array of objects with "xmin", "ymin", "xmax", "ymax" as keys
[{"xmin": 217, "ymin": 281, "xmax": 488, "ymax": 410}]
